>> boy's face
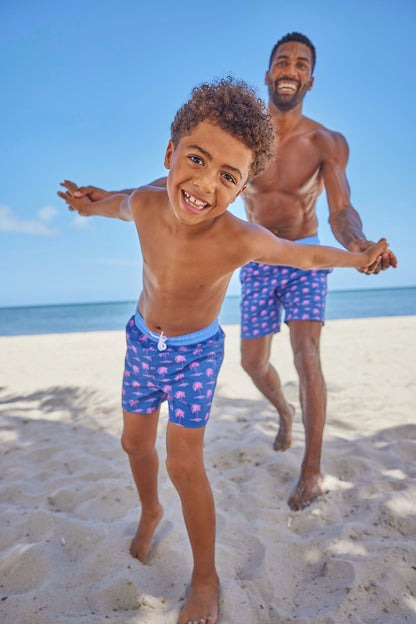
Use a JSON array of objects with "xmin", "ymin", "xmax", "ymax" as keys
[{"xmin": 164, "ymin": 121, "xmax": 252, "ymax": 226}]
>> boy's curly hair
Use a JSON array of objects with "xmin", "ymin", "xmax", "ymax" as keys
[{"xmin": 170, "ymin": 77, "xmax": 275, "ymax": 181}]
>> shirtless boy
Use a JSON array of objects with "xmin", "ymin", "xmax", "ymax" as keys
[
  {"xmin": 240, "ymin": 33, "xmax": 397, "ymax": 510},
  {"xmin": 58, "ymin": 77, "xmax": 389, "ymax": 624}
]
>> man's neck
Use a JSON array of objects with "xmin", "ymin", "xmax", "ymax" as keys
[{"xmin": 268, "ymin": 100, "xmax": 304, "ymax": 137}]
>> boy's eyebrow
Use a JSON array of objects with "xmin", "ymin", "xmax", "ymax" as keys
[{"xmin": 187, "ymin": 143, "xmax": 243, "ymax": 180}]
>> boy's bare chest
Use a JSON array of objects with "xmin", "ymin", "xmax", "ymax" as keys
[{"xmin": 138, "ymin": 226, "xmax": 232, "ymax": 291}]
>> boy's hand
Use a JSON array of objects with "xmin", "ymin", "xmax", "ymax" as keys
[
  {"xmin": 57, "ymin": 180, "xmax": 94, "ymax": 216},
  {"xmin": 358, "ymin": 238, "xmax": 395, "ymax": 273},
  {"xmin": 349, "ymin": 239, "xmax": 397, "ymax": 274}
]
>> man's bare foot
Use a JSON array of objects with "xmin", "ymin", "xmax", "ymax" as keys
[
  {"xmin": 288, "ymin": 473, "xmax": 325, "ymax": 510},
  {"xmin": 273, "ymin": 404, "xmax": 295, "ymax": 451},
  {"xmin": 130, "ymin": 504, "xmax": 164, "ymax": 563},
  {"xmin": 177, "ymin": 572, "xmax": 219, "ymax": 624}
]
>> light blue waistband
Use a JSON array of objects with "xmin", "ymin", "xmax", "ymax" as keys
[
  {"xmin": 134, "ymin": 308, "xmax": 220, "ymax": 346},
  {"xmin": 294, "ymin": 235, "xmax": 320, "ymax": 245}
]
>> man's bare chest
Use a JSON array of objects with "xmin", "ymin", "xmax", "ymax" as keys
[{"xmin": 256, "ymin": 142, "xmax": 323, "ymax": 195}]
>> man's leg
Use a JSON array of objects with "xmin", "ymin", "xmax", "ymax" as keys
[
  {"xmin": 241, "ymin": 334, "xmax": 295, "ymax": 451},
  {"xmin": 287, "ymin": 320, "xmax": 326, "ymax": 510},
  {"xmin": 121, "ymin": 409, "xmax": 164, "ymax": 562},
  {"xmin": 166, "ymin": 422, "xmax": 219, "ymax": 624}
]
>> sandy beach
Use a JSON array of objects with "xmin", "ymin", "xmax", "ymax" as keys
[{"xmin": 1, "ymin": 316, "xmax": 415, "ymax": 624}]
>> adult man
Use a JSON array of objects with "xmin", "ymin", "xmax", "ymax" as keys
[{"xmin": 240, "ymin": 32, "xmax": 396, "ymax": 510}]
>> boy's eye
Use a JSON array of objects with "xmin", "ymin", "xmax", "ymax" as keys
[
  {"xmin": 189, "ymin": 155, "xmax": 203, "ymax": 165},
  {"xmin": 221, "ymin": 172, "xmax": 236, "ymax": 184}
]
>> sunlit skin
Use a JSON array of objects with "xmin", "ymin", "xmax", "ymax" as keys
[
  {"xmin": 58, "ymin": 120, "xmax": 388, "ymax": 623},
  {"xmin": 241, "ymin": 40, "xmax": 397, "ymax": 510}
]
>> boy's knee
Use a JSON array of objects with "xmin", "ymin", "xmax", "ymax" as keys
[
  {"xmin": 166, "ymin": 451, "xmax": 200, "ymax": 486},
  {"xmin": 121, "ymin": 431, "xmax": 152, "ymax": 457}
]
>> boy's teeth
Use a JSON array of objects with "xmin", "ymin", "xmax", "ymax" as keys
[{"xmin": 184, "ymin": 190, "xmax": 208, "ymax": 209}]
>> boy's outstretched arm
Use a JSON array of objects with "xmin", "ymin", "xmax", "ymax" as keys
[
  {"xmin": 249, "ymin": 225, "xmax": 391, "ymax": 273},
  {"xmin": 58, "ymin": 180, "xmax": 132, "ymax": 221}
]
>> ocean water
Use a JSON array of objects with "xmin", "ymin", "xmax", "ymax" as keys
[{"xmin": 0, "ymin": 286, "xmax": 415, "ymax": 337}]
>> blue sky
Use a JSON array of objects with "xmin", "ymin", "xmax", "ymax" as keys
[{"xmin": 1, "ymin": 0, "xmax": 415, "ymax": 307}]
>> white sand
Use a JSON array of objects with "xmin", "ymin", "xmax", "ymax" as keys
[{"xmin": 1, "ymin": 316, "xmax": 415, "ymax": 624}]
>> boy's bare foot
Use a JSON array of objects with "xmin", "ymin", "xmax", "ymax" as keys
[
  {"xmin": 288, "ymin": 473, "xmax": 324, "ymax": 510},
  {"xmin": 178, "ymin": 572, "xmax": 219, "ymax": 624},
  {"xmin": 130, "ymin": 504, "xmax": 164, "ymax": 563},
  {"xmin": 273, "ymin": 404, "xmax": 295, "ymax": 451}
]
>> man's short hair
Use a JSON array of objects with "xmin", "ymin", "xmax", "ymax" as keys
[
  {"xmin": 269, "ymin": 32, "xmax": 316, "ymax": 72},
  {"xmin": 170, "ymin": 77, "xmax": 274, "ymax": 181}
]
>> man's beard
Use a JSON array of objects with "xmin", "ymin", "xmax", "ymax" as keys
[{"xmin": 269, "ymin": 79, "xmax": 308, "ymax": 111}]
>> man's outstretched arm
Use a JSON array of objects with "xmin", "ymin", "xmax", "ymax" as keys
[
  {"xmin": 321, "ymin": 131, "xmax": 397, "ymax": 273},
  {"xmin": 58, "ymin": 180, "xmax": 132, "ymax": 221},
  {"xmin": 66, "ymin": 176, "xmax": 168, "ymax": 202}
]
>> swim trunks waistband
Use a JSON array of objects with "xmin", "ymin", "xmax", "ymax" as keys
[{"xmin": 134, "ymin": 308, "xmax": 220, "ymax": 347}]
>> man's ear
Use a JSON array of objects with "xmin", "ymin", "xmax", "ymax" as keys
[
  {"xmin": 307, "ymin": 76, "xmax": 314, "ymax": 91},
  {"xmin": 265, "ymin": 70, "xmax": 270, "ymax": 86},
  {"xmin": 164, "ymin": 139, "xmax": 175, "ymax": 170}
]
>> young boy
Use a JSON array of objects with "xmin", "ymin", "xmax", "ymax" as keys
[{"xmin": 58, "ymin": 77, "xmax": 388, "ymax": 624}]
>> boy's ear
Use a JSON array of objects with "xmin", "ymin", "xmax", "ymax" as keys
[
  {"xmin": 265, "ymin": 70, "xmax": 270, "ymax": 86},
  {"xmin": 164, "ymin": 139, "xmax": 175, "ymax": 170},
  {"xmin": 307, "ymin": 76, "xmax": 314, "ymax": 91},
  {"xmin": 232, "ymin": 184, "xmax": 247, "ymax": 202}
]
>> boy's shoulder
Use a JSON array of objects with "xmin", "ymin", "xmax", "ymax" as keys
[{"xmin": 130, "ymin": 184, "xmax": 168, "ymax": 211}]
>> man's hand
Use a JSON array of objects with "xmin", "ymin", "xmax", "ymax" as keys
[
  {"xmin": 57, "ymin": 180, "xmax": 94, "ymax": 216},
  {"xmin": 59, "ymin": 180, "xmax": 110, "ymax": 203},
  {"xmin": 348, "ymin": 239, "xmax": 397, "ymax": 274}
]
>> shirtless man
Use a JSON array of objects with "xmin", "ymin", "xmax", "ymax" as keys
[{"xmin": 240, "ymin": 32, "xmax": 397, "ymax": 510}]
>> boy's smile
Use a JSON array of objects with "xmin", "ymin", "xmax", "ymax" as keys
[{"xmin": 164, "ymin": 121, "xmax": 252, "ymax": 226}]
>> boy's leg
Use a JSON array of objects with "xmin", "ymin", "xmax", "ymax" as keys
[
  {"xmin": 121, "ymin": 409, "xmax": 164, "ymax": 563},
  {"xmin": 166, "ymin": 421, "xmax": 218, "ymax": 624}
]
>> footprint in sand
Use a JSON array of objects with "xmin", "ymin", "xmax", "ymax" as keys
[{"xmin": 0, "ymin": 542, "xmax": 52, "ymax": 594}]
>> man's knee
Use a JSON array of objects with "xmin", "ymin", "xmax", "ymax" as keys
[
  {"xmin": 293, "ymin": 340, "xmax": 321, "ymax": 376},
  {"xmin": 241, "ymin": 341, "xmax": 269, "ymax": 377}
]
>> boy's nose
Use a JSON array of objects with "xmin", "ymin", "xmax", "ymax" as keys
[{"xmin": 193, "ymin": 172, "xmax": 215, "ymax": 195}]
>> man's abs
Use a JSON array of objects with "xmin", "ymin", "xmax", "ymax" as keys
[{"xmin": 242, "ymin": 189, "xmax": 319, "ymax": 240}]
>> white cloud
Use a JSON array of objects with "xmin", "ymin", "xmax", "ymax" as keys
[
  {"xmin": 38, "ymin": 206, "xmax": 58, "ymax": 221},
  {"xmin": 0, "ymin": 205, "xmax": 60, "ymax": 235},
  {"xmin": 72, "ymin": 214, "xmax": 95, "ymax": 229}
]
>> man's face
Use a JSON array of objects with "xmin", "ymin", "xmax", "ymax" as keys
[{"xmin": 266, "ymin": 41, "xmax": 314, "ymax": 111}]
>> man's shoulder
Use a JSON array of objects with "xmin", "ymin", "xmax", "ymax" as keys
[{"xmin": 303, "ymin": 117, "xmax": 347, "ymax": 149}]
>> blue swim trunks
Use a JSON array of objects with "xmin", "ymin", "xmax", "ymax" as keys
[
  {"xmin": 122, "ymin": 309, "xmax": 225, "ymax": 428},
  {"xmin": 240, "ymin": 236, "xmax": 332, "ymax": 339}
]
